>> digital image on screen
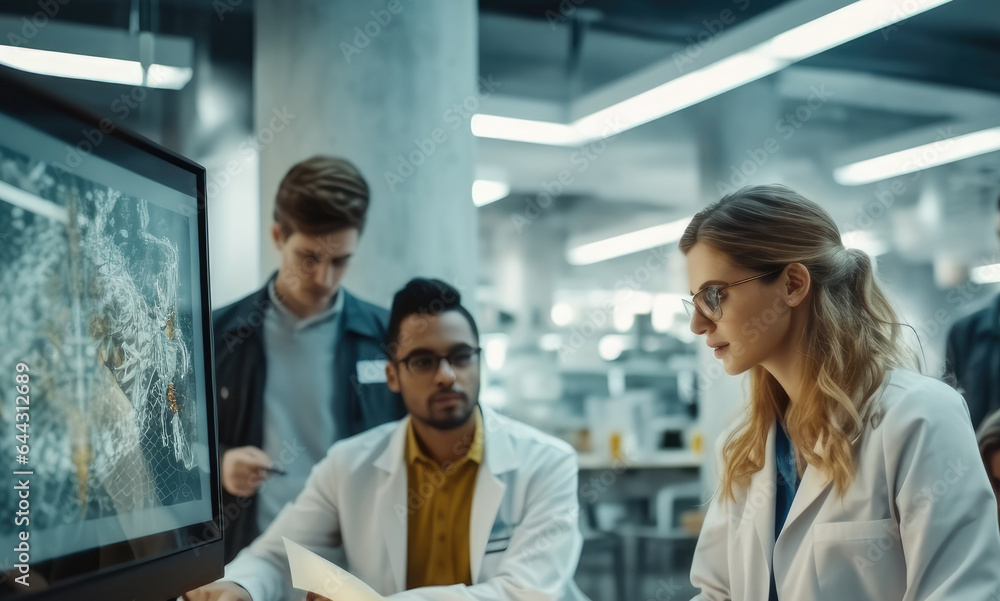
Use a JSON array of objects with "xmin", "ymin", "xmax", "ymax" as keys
[{"xmin": 0, "ymin": 114, "xmax": 213, "ymax": 567}]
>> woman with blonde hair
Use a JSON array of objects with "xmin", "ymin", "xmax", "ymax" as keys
[
  {"xmin": 681, "ymin": 185, "xmax": 1000, "ymax": 601},
  {"xmin": 977, "ymin": 409, "xmax": 1000, "ymax": 525}
]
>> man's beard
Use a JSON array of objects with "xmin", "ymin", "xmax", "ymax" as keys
[{"xmin": 413, "ymin": 394, "xmax": 477, "ymax": 431}]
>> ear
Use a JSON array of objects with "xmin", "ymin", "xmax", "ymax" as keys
[
  {"xmin": 271, "ymin": 223, "xmax": 285, "ymax": 250},
  {"xmin": 783, "ymin": 263, "xmax": 811, "ymax": 308},
  {"xmin": 386, "ymin": 360, "xmax": 401, "ymax": 394}
]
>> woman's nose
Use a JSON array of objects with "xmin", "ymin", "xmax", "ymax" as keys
[{"xmin": 689, "ymin": 309, "xmax": 712, "ymax": 336}]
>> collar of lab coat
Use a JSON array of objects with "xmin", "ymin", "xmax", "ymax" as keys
[
  {"xmin": 370, "ymin": 403, "xmax": 518, "ymax": 591},
  {"xmin": 779, "ymin": 430, "xmax": 834, "ymax": 542},
  {"xmin": 743, "ymin": 380, "xmax": 889, "ymax": 598},
  {"xmin": 371, "ymin": 403, "xmax": 518, "ymax": 476},
  {"xmin": 748, "ymin": 419, "xmax": 869, "ymax": 592}
]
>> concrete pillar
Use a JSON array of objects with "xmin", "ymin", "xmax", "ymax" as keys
[
  {"xmin": 495, "ymin": 213, "xmax": 561, "ymax": 348},
  {"xmin": 255, "ymin": 0, "xmax": 478, "ymax": 308},
  {"xmin": 693, "ymin": 80, "xmax": 779, "ymax": 494}
]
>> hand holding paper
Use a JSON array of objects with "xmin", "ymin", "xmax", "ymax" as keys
[{"xmin": 283, "ymin": 537, "xmax": 386, "ymax": 601}]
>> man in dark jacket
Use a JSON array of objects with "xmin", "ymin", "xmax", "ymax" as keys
[
  {"xmin": 212, "ymin": 156, "xmax": 406, "ymax": 562},
  {"xmin": 946, "ymin": 295, "xmax": 1000, "ymax": 430},
  {"xmin": 945, "ymin": 193, "xmax": 1000, "ymax": 430}
]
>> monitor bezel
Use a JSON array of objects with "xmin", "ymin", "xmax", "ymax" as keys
[{"xmin": 0, "ymin": 65, "xmax": 224, "ymax": 600}]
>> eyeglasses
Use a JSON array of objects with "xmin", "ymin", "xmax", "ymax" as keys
[
  {"xmin": 397, "ymin": 347, "xmax": 482, "ymax": 376},
  {"xmin": 682, "ymin": 267, "xmax": 785, "ymax": 322}
]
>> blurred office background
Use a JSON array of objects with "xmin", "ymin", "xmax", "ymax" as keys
[{"xmin": 3, "ymin": 0, "xmax": 999, "ymax": 597}]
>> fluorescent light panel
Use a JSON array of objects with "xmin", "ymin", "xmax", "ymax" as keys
[
  {"xmin": 576, "ymin": 53, "xmax": 784, "ymax": 137},
  {"xmin": 476, "ymin": 0, "xmax": 954, "ymax": 146},
  {"xmin": 539, "ymin": 333, "xmax": 562, "ymax": 351},
  {"xmin": 598, "ymin": 335, "xmax": 629, "ymax": 361},
  {"xmin": 471, "ymin": 114, "xmax": 584, "ymax": 146},
  {"xmin": 757, "ymin": 0, "xmax": 953, "ymax": 61},
  {"xmin": 483, "ymin": 334, "xmax": 509, "ymax": 371},
  {"xmin": 550, "ymin": 303, "xmax": 575, "ymax": 326},
  {"xmin": 567, "ymin": 216, "xmax": 693, "ymax": 266},
  {"xmin": 834, "ymin": 126, "xmax": 1000, "ymax": 185},
  {"xmin": 0, "ymin": 46, "xmax": 192, "ymax": 89},
  {"xmin": 472, "ymin": 179, "xmax": 510, "ymax": 207},
  {"xmin": 0, "ymin": 180, "xmax": 69, "ymax": 224},
  {"xmin": 145, "ymin": 64, "xmax": 194, "ymax": 90},
  {"xmin": 651, "ymin": 293, "xmax": 686, "ymax": 333},
  {"xmin": 841, "ymin": 229, "xmax": 890, "ymax": 257},
  {"xmin": 971, "ymin": 263, "xmax": 1000, "ymax": 285},
  {"xmin": 0, "ymin": 46, "xmax": 142, "ymax": 85}
]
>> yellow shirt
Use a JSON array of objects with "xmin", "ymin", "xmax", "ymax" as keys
[{"xmin": 404, "ymin": 408, "xmax": 484, "ymax": 589}]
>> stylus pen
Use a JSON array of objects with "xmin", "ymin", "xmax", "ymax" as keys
[{"xmin": 262, "ymin": 466, "xmax": 287, "ymax": 476}]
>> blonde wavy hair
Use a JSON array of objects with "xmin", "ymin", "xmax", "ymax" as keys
[
  {"xmin": 679, "ymin": 185, "xmax": 917, "ymax": 500},
  {"xmin": 977, "ymin": 410, "xmax": 1000, "ymax": 491}
]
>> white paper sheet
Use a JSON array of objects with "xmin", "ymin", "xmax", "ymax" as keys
[{"xmin": 283, "ymin": 537, "xmax": 386, "ymax": 601}]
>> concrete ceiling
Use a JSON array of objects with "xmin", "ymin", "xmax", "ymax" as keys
[
  {"xmin": 474, "ymin": 0, "xmax": 1000, "ymax": 272},
  {"xmin": 2, "ymin": 0, "xmax": 998, "ymax": 272}
]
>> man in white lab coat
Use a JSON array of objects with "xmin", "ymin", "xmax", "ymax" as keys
[{"xmin": 184, "ymin": 278, "xmax": 589, "ymax": 601}]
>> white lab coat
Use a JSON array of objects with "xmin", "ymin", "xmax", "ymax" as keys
[
  {"xmin": 690, "ymin": 369, "xmax": 1000, "ymax": 600},
  {"xmin": 224, "ymin": 405, "xmax": 589, "ymax": 601}
]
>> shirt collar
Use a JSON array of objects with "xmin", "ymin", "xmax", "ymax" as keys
[
  {"xmin": 267, "ymin": 280, "xmax": 344, "ymax": 331},
  {"xmin": 406, "ymin": 406, "xmax": 484, "ymax": 467}
]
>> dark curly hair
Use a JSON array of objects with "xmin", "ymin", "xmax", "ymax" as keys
[{"xmin": 385, "ymin": 279, "xmax": 479, "ymax": 359}]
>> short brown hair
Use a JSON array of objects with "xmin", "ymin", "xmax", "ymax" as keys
[{"xmin": 274, "ymin": 156, "xmax": 370, "ymax": 235}]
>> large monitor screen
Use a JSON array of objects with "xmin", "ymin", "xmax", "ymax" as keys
[{"xmin": 0, "ymin": 67, "xmax": 222, "ymax": 599}]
